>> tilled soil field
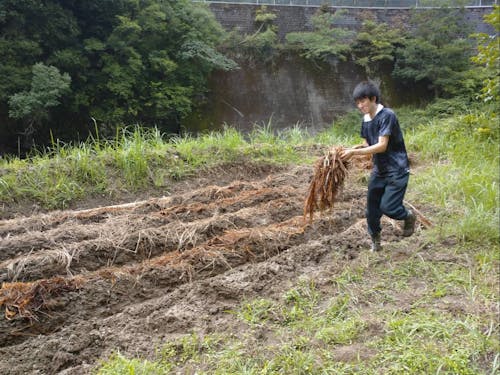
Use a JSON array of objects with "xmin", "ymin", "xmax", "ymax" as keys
[{"xmin": 0, "ymin": 161, "xmax": 421, "ymax": 374}]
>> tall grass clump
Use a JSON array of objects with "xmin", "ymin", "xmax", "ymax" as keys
[
  {"xmin": 0, "ymin": 126, "xmax": 172, "ymax": 208},
  {"xmin": 172, "ymin": 126, "xmax": 246, "ymax": 169},
  {"xmin": 407, "ymin": 104, "xmax": 499, "ymax": 243},
  {"xmin": 245, "ymin": 121, "xmax": 309, "ymax": 164},
  {"xmin": 107, "ymin": 126, "xmax": 166, "ymax": 188},
  {"xmin": 47, "ymin": 139, "xmax": 106, "ymax": 186},
  {"xmin": 0, "ymin": 141, "xmax": 108, "ymax": 208}
]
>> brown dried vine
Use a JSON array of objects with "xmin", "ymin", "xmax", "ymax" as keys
[{"xmin": 304, "ymin": 146, "xmax": 350, "ymax": 222}]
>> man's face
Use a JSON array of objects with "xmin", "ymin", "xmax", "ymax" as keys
[{"xmin": 355, "ymin": 96, "xmax": 377, "ymax": 115}]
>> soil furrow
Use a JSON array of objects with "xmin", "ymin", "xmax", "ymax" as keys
[
  {"xmin": 0, "ymin": 185, "xmax": 302, "ymax": 263},
  {"xmin": 0, "ymin": 192, "xmax": 307, "ymax": 282},
  {"xmin": 0, "ymin": 213, "xmax": 349, "ymax": 347}
]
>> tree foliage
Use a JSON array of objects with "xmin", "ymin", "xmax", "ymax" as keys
[
  {"xmin": 392, "ymin": 5, "xmax": 477, "ymax": 98},
  {"xmin": 0, "ymin": 0, "xmax": 492, "ymax": 154},
  {"xmin": 0, "ymin": 0, "xmax": 235, "ymax": 151},
  {"xmin": 471, "ymin": 5, "xmax": 500, "ymax": 103},
  {"xmin": 283, "ymin": 4, "xmax": 481, "ymax": 100},
  {"xmin": 285, "ymin": 9, "xmax": 355, "ymax": 62},
  {"xmin": 8, "ymin": 63, "xmax": 71, "ymax": 126},
  {"xmin": 229, "ymin": 6, "xmax": 280, "ymax": 62},
  {"xmin": 351, "ymin": 20, "xmax": 404, "ymax": 75}
]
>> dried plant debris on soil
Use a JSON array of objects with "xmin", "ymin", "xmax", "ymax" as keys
[{"xmin": 0, "ymin": 160, "xmax": 428, "ymax": 374}]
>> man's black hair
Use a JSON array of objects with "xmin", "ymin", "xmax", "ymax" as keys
[{"xmin": 352, "ymin": 81, "xmax": 381, "ymax": 104}]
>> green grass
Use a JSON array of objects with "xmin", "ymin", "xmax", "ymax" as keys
[
  {"xmin": 374, "ymin": 310, "xmax": 494, "ymax": 374},
  {"xmin": 96, "ymin": 352, "xmax": 172, "ymax": 374},
  {"xmin": 406, "ymin": 108, "xmax": 499, "ymax": 243}
]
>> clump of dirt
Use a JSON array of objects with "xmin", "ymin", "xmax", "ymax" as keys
[{"xmin": 0, "ymin": 159, "xmax": 424, "ymax": 374}]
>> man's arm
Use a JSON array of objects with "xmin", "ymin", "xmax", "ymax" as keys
[
  {"xmin": 352, "ymin": 140, "xmax": 369, "ymax": 149},
  {"xmin": 340, "ymin": 136, "xmax": 389, "ymax": 160}
]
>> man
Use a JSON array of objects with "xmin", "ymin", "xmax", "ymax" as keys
[{"xmin": 340, "ymin": 81, "xmax": 416, "ymax": 251}]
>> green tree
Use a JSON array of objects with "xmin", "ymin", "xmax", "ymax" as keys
[
  {"xmin": 8, "ymin": 63, "xmax": 71, "ymax": 145},
  {"xmin": 392, "ymin": 5, "xmax": 476, "ymax": 98},
  {"xmin": 87, "ymin": 0, "xmax": 236, "ymax": 132},
  {"xmin": 285, "ymin": 8, "xmax": 355, "ymax": 62},
  {"xmin": 471, "ymin": 5, "xmax": 500, "ymax": 103},
  {"xmin": 217, "ymin": 6, "xmax": 280, "ymax": 64},
  {"xmin": 351, "ymin": 20, "xmax": 405, "ymax": 76},
  {"xmin": 239, "ymin": 6, "xmax": 279, "ymax": 61}
]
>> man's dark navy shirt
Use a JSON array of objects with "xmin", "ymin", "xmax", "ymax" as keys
[{"xmin": 360, "ymin": 106, "xmax": 409, "ymax": 176}]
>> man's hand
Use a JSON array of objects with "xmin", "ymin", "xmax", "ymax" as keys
[{"xmin": 340, "ymin": 148, "xmax": 355, "ymax": 161}]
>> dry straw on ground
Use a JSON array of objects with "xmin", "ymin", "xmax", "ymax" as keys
[
  {"xmin": 0, "ymin": 277, "xmax": 83, "ymax": 321},
  {"xmin": 304, "ymin": 146, "xmax": 350, "ymax": 222}
]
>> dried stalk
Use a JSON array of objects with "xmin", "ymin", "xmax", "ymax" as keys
[{"xmin": 304, "ymin": 146, "xmax": 350, "ymax": 222}]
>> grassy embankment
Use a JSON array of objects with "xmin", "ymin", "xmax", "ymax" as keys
[
  {"xmin": 0, "ymin": 124, "xmax": 309, "ymax": 210},
  {"xmin": 0, "ymin": 99, "xmax": 498, "ymax": 374}
]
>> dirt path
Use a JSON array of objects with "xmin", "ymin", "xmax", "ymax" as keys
[{"xmin": 0, "ymin": 161, "xmax": 420, "ymax": 374}]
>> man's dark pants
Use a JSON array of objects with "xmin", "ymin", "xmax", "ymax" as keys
[{"xmin": 366, "ymin": 171, "xmax": 409, "ymax": 236}]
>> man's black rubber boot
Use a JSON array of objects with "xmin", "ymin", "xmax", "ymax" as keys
[
  {"xmin": 370, "ymin": 233, "xmax": 382, "ymax": 252},
  {"xmin": 403, "ymin": 209, "xmax": 416, "ymax": 237}
]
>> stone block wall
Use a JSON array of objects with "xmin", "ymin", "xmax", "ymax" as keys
[{"xmin": 208, "ymin": 3, "xmax": 494, "ymax": 39}]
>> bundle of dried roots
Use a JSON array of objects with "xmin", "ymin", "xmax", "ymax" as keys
[{"xmin": 304, "ymin": 146, "xmax": 350, "ymax": 222}]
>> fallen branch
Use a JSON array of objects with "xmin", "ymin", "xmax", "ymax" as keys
[{"xmin": 404, "ymin": 201, "xmax": 434, "ymax": 228}]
